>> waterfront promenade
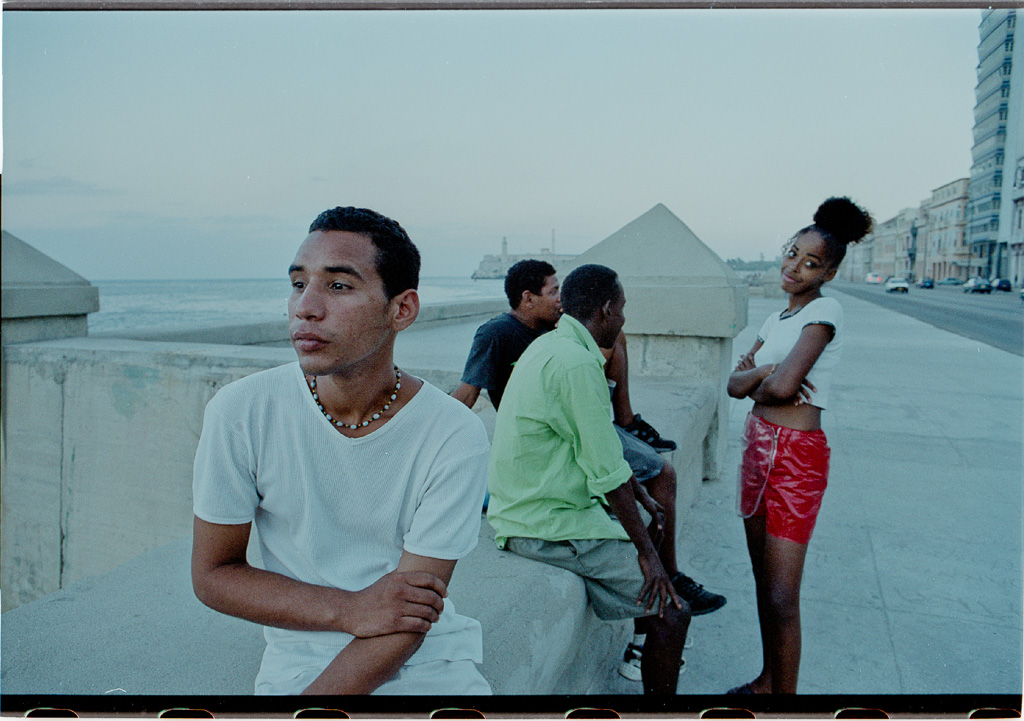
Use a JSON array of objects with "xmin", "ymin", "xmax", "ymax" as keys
[{"xmin": 2, "ymin": 286, "xmax": 1020, "ymax": 708}]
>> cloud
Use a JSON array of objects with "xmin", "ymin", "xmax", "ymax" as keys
[{"xmin": 2, "ymin": 177, "xmax": 120, "ymax": 197}]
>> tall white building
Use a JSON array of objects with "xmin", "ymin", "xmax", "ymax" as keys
[
  {"xmin": 997, "ymin": 12, "xmax": 1024, "ymax": 286},
  {"xmin": 966, "ymin": 9, "xmax": 1018, "ymax": 279}
]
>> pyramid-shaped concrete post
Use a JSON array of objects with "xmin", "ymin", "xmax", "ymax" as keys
[
  {"xmin": 2, "ymin": 231, "xmax": 99, "ymax": 345},
  {"xmin": 559, "ymin": 204, "xmax": 747, "ymax": 496}
]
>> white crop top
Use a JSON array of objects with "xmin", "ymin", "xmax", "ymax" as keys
[{"xmin": 753, "ymin": 296, "xmax": 843, "ymax": 410}]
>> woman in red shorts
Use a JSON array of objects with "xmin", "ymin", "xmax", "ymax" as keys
[{"xmin": 725, "ymin": 197, "xmax": 872, "ymax": 695}]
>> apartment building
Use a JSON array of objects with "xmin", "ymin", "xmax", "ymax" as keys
[
  {"xmin": 894, "ymin": 207, "xmax": 924, "ymax": 279},
  {"xmin": 966, "ymin": 9, "xmax": 1017, "ymax": 279},
  {"xmin": 921, "ymin": 178, "xmax": 971, "ymax": 282},
  {"xmin": 1008, "ymin": 156, "xmax": 1024, "ymax": 285},
  {"xmin": 843, "ymin": 231, "xmax": 871, "ymax": 282},
  {"xmin": 869, "ymin": 216, "xmax": 899, "ymax": 279},
  {"xmin": 998, "ymin": 16, "xmax": 1024, "ymax": 286}
]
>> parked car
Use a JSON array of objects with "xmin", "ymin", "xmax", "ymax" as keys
[
  {"xmin": 937, "ymin": 277, "xmax": 963, "ymax": 285},
  {"xmin": 917, "ymin": 278, "xmax": 935, "ymax": 289},
  {"xmin": 991, "ymin": 278, "xmax": 1012, "ymax": 291},
  {"xmin": 963, "ymin": 278, "xmax": 992, "ymax": 293},
  {"xmin": 884, "ymin": 277, "xmax": 910, "ymax": 293},
  {"xmin": 865, "ymin": 273, "xmax": 884, "ymax": 284}
]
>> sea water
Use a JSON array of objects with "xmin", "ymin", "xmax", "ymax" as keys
[{"xmin": 90, "ymin": 277, "xmax": 505, "ymax": 334}]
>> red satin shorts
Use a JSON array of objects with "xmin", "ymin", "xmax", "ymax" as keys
[{"xmin": 737, "ymin": 413, "xmax": 830, "ymax": 544}]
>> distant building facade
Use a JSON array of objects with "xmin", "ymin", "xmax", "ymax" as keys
[
  {"xmin": 894, "ymin": 207, "xmax": 924, "ymax": 280},
  {"xmin": 471, "ymin": 235, "xmax": 576, "ymax": 279},
  {"xmin": 842, "ymin": 231, "xmax": 870, "ymax": 282},
  {"xmin": 966, "ymin": 9, "xmax": 1018, "ymax": 279},
  {"xmin": 869, "ymin": 216, "xmax": 899, "ymax": 279},
  {"xmin": 921, "ymin": 179, "xmax": 971, "ymax": 282},
  {"xmin": 1007, "ymin": 155, "xmax": 1024, "ymax": 285},
  {"xmin": 844, "ymin": 181, "xmax": 973, "ymax": 285}
]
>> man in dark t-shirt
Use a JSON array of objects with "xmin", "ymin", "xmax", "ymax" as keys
[
  {"xmin": 452, "ymin": 259, "xmax": 726, "ymax": 682},
  {"xmin": 453, "ymin": 263, "xmax": 673, "ymax": 452},
  {"xmin": 458, "ymin": 309, "xmax": 547, "ymax": 411}
]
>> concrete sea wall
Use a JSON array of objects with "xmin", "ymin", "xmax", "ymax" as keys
[{"xmin": 0, "ymin": 332, "xmax": 503, "ymax": 612}]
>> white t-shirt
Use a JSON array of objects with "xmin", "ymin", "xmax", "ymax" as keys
[
  {"xmin": 193, "ymin": 362, "xmax": 490, "ymax": 694},
  {"xmin": 753, "ymin": 296, "xmax": 843, "ymax": 410}
]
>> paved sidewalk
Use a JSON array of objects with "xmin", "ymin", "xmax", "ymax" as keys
[{"xmin": 609, "ymin": 289, "xmax": 1022, "ymax": 696}]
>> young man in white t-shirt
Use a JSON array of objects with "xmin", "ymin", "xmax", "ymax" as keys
[{"xmin": 191, "ymin": 207, "xmax": 491, "ymax": 695}]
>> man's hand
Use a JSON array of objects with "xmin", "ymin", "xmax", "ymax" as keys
[
  {"xmin": 633, "ymin": 480, "xmax": 666, "ymax": 546},
  {"xmin": 193, "ymin": 519, "xmax": 448, "ymax": 638},
  {"xmin": 604, "ymin": 482, "xmax": 682, "ymax": 619},
  {"xmin": 636, "ymin": 549, "xmax": 683, "ymax": 618},
  {"xmin": 346, "ymin": 570, "xmax": 448, "ymax": 638},
  {"xmin": 302, "ymin": 552, "xmax": 458, "ymax": 695}
]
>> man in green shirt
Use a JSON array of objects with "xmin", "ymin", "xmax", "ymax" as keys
[{"xmin": 487, "ymin": 264, "xmax": 690, "ymax": 695}]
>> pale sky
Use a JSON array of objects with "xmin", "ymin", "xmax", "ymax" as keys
[{"xmin": 1, "ymin": 9, "xmax": 981, "ymax": 280}]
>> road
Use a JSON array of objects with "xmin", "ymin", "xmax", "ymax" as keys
[{"xmin": 832, "ymin": 281, "xmax": 1023, "ymax": 356}]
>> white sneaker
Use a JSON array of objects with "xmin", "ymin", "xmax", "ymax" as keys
[
  {"xmin": 617, "ymin": 642, "xmax": 644, "ymax": 681},
  {"xmin": 617, "ymin": 642, "xmax": 687, "ymax": 682}
]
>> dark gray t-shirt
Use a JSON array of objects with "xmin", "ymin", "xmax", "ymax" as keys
[{"xmin": 461, "ymin": 313, "xmax": 545, "ymax": 410}]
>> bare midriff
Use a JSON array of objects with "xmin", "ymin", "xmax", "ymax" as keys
[{"xmin": 752, "ymin": 401, "xmax": 822, "ymax": 432}]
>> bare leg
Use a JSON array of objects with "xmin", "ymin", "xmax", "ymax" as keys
[
  {"xmin": 761, "ymin": 534, "xmax": 808, "ymax": 694},
  {"xmin": 740, "ymin": 515, "xmax": 773, "ymax": 694},
  {"xmin": 605, "ymin": 331, "xmax": 635, "ymax": 426},
  {"xmin": 643, "ymin": 462, "xmax": 679, "ymax": 577},
  {"xmin": 635, "ymin": 603, "xmax": 690, "ymax": 694},
  {"xmin": 739, "ymin": 517, "xmax": 809, "ymax": 694}
]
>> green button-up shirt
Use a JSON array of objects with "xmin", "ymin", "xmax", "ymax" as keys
[{"xmin": 486, "ymin": 314, "xmax": 632, "ymax": 548}]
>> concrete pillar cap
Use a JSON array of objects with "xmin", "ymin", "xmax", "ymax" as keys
[
  {"xmin": 2, "ymin": 231, "xmax": 99, "ymax": 319},
  {"xmin": 557, "ymin": 205, "xmax": 747, "ymax": 338}
]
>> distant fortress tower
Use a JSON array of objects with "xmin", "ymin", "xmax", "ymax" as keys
[{"xmin": 472, "ymin": 232, "xmax": 577, "ymax": 279}]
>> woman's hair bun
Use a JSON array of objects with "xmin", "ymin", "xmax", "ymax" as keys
[{"xmin": 813, "ymin": 197, "xmax": 873, "ymax": 245}]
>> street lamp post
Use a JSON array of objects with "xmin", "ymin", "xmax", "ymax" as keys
[
  {"xmin": 908, "ymin": 222, "xmax": 918, "ymax": 282},
  {"xmin": 919, "ymin": 222, "xmax": 928, "ymax": 281}
]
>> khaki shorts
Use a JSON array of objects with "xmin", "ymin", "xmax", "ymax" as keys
[{"xmin": 505, "ymin": 536, "xmax": 650, "ymax": 621}]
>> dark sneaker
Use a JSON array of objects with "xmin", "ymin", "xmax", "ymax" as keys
[
  {"xmin": 622, "ymin": 414, "xmax": 677, "ymax": 452},
  {"xmin": 671, "ymin": 573, "xmax": 726, "ymax": 616}
]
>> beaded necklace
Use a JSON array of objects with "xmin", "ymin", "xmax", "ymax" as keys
[
  {"xmin": 779, "ymin": 295, "xmax": 822, "ymax": 320},
  {"xmin": 308, "ymin": 366, "xmax": 401, "ymax": 430}
]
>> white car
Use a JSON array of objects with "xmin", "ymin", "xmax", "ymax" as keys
[
  {"xmin": 865, "ymin": 273, "xmax": 884, "ymax": 284},
  {"xmin": 963, "ymin": 277, "xmax": 992, "ymax": 294},
  {"xmin": 884, "ymin": 277, "xmax": 909, "ymax": 293}
]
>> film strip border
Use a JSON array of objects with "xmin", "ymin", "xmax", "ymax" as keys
[{"xmin": 2, "ymin": 694, "xmax": 1021, "ymax": 718}]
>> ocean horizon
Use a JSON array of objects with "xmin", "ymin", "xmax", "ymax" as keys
[{"xmin": 90, "ymin": 276, "xmax": 506, "ymax": 334}]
